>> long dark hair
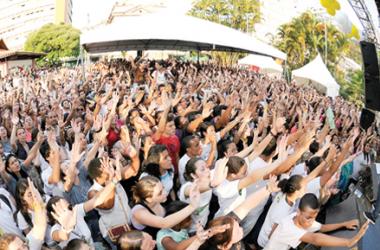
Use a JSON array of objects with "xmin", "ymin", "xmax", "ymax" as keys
[
  {"xmin": 5, "ymin": 154, "xmax": 28, "ymax": 180},
  {"xmin": 15, "ymin": 179, "xmax": 33, "ymax": 228}
]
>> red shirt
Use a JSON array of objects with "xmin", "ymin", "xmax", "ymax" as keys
[
  {"xmin": 155, "ymin": 135, "xmax": 180, "ymax": 172},
  {"xmin": 107, "ymin": 129, "xmax": 120, "ymax": 148}
]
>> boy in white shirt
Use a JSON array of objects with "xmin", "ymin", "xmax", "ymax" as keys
[{"xmin": 264, "ymin": 193, "xmax": 369, "ymax": 250}]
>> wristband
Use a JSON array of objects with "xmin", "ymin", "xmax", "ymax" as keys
[
  {"xmin": 270, "ymin": 130, "xmax": 277, "ymax": 138},
  {"xmin": 93, "ymin": 128, "xmax": 102, "ymax": 133}
]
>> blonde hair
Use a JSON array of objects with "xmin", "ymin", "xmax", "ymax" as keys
[{"xmin": 132, "ymin": 176, "xmax": 160, "ymax": 204}]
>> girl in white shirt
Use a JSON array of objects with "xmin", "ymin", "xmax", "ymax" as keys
[
  {"xmin": 46, "ymin": 178, "xmax": 117, "ymax": 248},
  {"xmin": 179, "ymin": 157, "xmax": 228, "ymax": 232},
  {"xmin": 131, "ymin": 176, "xmax": 201, "ymax": 240},
  {"xmin": 258, "ymin": 175, "xmax": 305, "ymax": 247}
]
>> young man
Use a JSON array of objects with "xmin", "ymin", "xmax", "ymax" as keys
[{"xmin": 264, "ymin": 193, "xmax": 369, "ymax": 250}]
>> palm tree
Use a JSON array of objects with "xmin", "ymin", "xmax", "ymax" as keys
[{"xmin": 274, "ymin": 12, "xmax": 350, "ymax": 70}]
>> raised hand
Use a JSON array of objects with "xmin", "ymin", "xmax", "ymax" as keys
[
  {"xmin": 93, "ymin": 115, "xmax": 103, "ymax": 131},
  {"xmin": 211, "ymin": 157, "xmax": 228, "ymax": 187},
  {"xmin": 120, "ymin": 125, "xmax": 131, "ymax": 144},
  {"xmin": 266, "ymin": 175, "xmax": 280, "ymax": 193},
  {"xmin": 278, "ymin": 135, "xmax": 289, "ymax": 161},
  {"xmin": 28, "ymin": 178, "xmax": 44, "ymax": 209},
  {"xmin": 11, "ymin": 114, "xmax": 19, "ymax": 126},
  {"xmin": 189, "ymin": 181, "xmax": 201, "ymax": 208},
  {"xmin": 71, "ymin": 120, "xmax": 81, "ymax": 134},
  {"xmin": 113, "ymin": 153, "xmax": 122, "ymax": 183},
  {"xmin": 202, "ymin": 102, "xmax": 214, "ymax": 119},
  {"xmin": 51, "ymin": 199, "xmax": 77, "ymax": 232}
]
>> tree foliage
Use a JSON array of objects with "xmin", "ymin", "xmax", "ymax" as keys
[
  {"xmin": 25, "ymin": 23, "xmax": 80, "ymax": 66},
  {"xmin": 273, "ymin": 12, "xmax": 350, "ymax": 71},
  {"xmin": 339, "ymin": 69, "xmax": 364, "ymax": 106},
  {"xmin": 188, "ymin": 0, "xmax": 261, "ymax": 66}
]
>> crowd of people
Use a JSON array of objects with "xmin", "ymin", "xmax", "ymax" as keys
[{"xmin": 0, "ymin": 55, "xmax": 379, "ymax": 250}]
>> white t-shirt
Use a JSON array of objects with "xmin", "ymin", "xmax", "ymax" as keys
[
  {"xmin": 264, "ymin": 213, "xmax": 321, "ymax": 250},
  {"xmin": 26, "ymin": 233, "xmax": 43, "ymax": 250},
  {"xmin": 258, "ymin": 193, "xmax": 297, "ymax": 247},
  {"xmin": 200, "ymin": 132, "xmax": 221, "ymax": 162},
  {"xmin": 17, "ymin": 210, "xmax": 55, "ymax": 246},
  {"xmin": 214, "ymin": 179, "xmax": 246, "ymax": 217},
  {"xmin": 51, "ymin": 203, "xmax": 93, "ymax": 248},
  {"xmin": 41, "ymin": 166, "xmax": 64, "ymax": 197},
  {"xmin": 291, "ymin": 163, "xmax": 308, "ymax": 177},
  {"xmin": 152, "ymin": 70, "xmax": 167, "ymax": 85},
  {"xmin": 0, "ymin": 199, "xmax": 23, "ymax": 237},
  {"xmin": 306, "ymin": 177, "xmax": 321, "ymax": 199},
  {"xmin": 179, "ymin": 181, "xmax": 212, "ymax": 232},
  {"xmin": 88, "ymin": 181, "xmax": 131, "ymax": 237},
  {"xmin": 245, "ymin": 157, "xmax": 270, "ymax": 228},
  {"xmin": 179, "ymin": 154, "xmax": 191, "ymax": 185}
]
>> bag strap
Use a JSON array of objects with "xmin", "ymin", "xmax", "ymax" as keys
[
  {"xmin": 115, "ymin": 185, "xmax": 131, "ymax": 231},
  {"xmin": 0, "ymin": 194, "xmax": 12, "ymax": 211}
]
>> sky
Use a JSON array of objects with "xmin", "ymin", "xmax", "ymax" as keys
[{"xmin": 72, "ymin": 0, "xmax": 379, "ymax": 41}]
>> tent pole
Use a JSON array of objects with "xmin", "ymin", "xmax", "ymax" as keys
[{"xmin": 197, "ymin": 50, "xmax": 200, "ymax": 64}]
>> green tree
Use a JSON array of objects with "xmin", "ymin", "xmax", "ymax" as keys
[
  {"xmin": 339, "ymin": 69, "xmax": 364, "ymax": 106},
  {"xmin": 25, "ymin": 23, "xmax": 80, "ymax": 66},
  {"xmin": 188, "ymin": 0, "xmax": 261, "ymax": 66},
  {"xmin": 273, "ymin": 12, "xmax": 350, "ymax": 71}
]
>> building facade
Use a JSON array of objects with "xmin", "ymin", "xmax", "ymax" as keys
[{"xmin": 0, "ymin": 0, "xmax": 72, "ymax": 50}]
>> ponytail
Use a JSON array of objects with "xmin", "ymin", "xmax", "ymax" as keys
[{"xmin": 278, "ymin": 175, "xmax": 303, "ymax": 194}]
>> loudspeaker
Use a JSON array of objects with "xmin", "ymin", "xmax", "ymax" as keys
[
  {"xmin": 360, "ymin": 41, "xmax": 380, "ymax": 111},
  {"xmin": 360, "ymin": 108, "xmax": 375, "ymax": 130}
]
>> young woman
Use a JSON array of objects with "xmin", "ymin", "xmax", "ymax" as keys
[
  {"xmin": 257, "ymin": 175, "xmax": 305, "ymax": 248},
  {"xmin": 202, "ymin": 176, "xmax": 279, "ymax": 250},
  {"xmin": 0, "ymin": 132, "xmax": 44, "ymax": 196},
  {"xmin": 131, "ymin": 176, "xmax": 201, "ymax": 239},
  {"xmin": 214, "ymin": 154, "xmax": 284, "ymax": 217},
  {"xmin": 46, "ymin": 175, "xmax": 117, "ymax": 249},
  {"xmin": 179, "ymin": 157, "xmax": 227, "ymax": 232},
  {"xmin": 141, "ymin": 145, "xmax": 174, "ymax": 197}
]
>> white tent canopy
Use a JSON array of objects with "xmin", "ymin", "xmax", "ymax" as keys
[
  {"xmin": 80, "ymin": 14, "xmax": 286, "ymax": 60},
  {"xmin": 292, "ymin": 54, "xmax": 340, "ymax": 97},
  {"xmin": 238, "ymin": 54, "xmax": 283, "ymax": 73}
]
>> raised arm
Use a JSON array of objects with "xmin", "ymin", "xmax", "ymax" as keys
[
  {"xmin": 133, "ymin": 184, "xmax": 200, "ymax": 229},
  {"xmin": 300, "ymin": 221, "xmax": 369, "ymax": 248},
  {"xmin": 187, "ymin": 102, "xmax": 213, "ymax": 134},
  {"xmin": 271, "ymin": 130, "xmax": 314, "ymax": 176},
  {"xmin": 234, "ymin": 176, "xmax": 278, "ymax": 220},
  {"xmin": 23, "ymin": 132, "xmax": 45, "ymax": 167},
  {"xmin": 319, "ymin": 219, "xmax": 359, "ymax": 233},
  {"xmin": 27, "ymin": 178, "xmax": 47, "ymax": 244},
  {"xmin": 153, "ymin": 92, "xmax": 171, "ymax": 141}
]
